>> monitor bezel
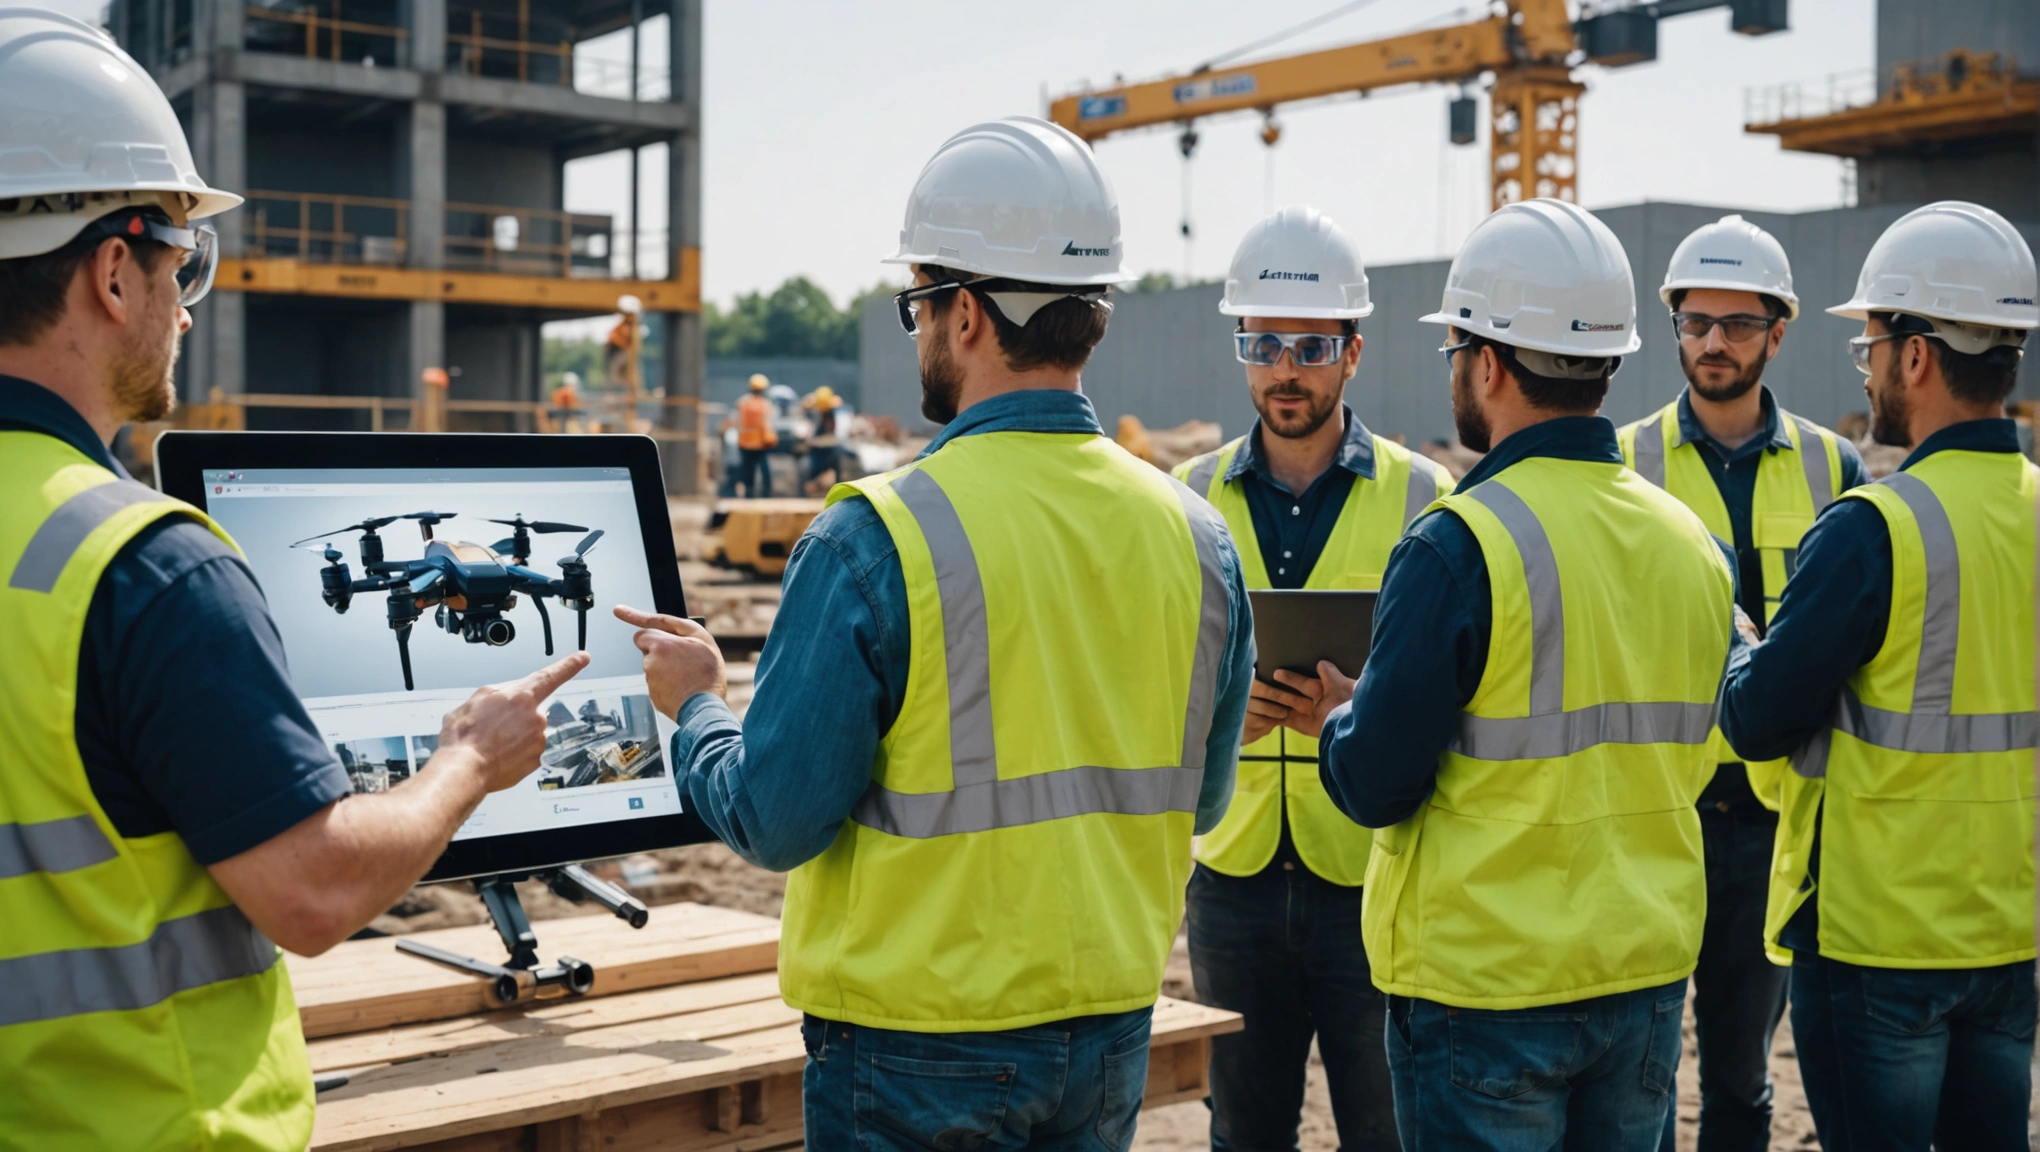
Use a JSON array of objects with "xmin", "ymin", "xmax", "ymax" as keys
[{"xmin": 156, "ymin": 430, "xmax": 720, "ymax": 881}]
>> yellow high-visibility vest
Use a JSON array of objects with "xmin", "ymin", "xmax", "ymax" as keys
[
  {"xmin": 0, "ymin": 431, "xmax": 313, "ymax": 1149},
  {"xmin": 1617, "ymin": 396, "xmax": 1846, "ymax": 808},
  {"xmin": 1765, "ymin": 450, "xmax": 2038, "ymax": 968},
  {"xmin": 1363, "ymin": 453, "xmax": 1733, "ymax": 1010},
  {"xmin": 1175, "ymin": 431, "xmax": 1452, "ymax": 885},
  {"xmin": 779, "ymin": 429, "xmax": 1229, "ymax": 1032}
]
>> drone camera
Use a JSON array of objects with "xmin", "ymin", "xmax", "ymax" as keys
[
  {"xmin": 318, "ymin": 564, "xmax": 354, "ymax": 612},
  {"xmin": 465, "ymin": 615, "xmax": 517, "ymax": 647}
]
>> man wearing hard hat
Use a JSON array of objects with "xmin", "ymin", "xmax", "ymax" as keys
[
  {"xmin": 1721, "ymin": 200, "xmax": 2040, "ymax": 1149},
  {"xmin": 1614, "ymin": 215, "xmax": 1865, "ymax": 1152},
  {"xmin": 1173, "ymin": 206, "xmax": 1447, "ymax": 1152},
  {"xmin": 1302, "ymin": 199, "xmax": 1738, "ymax": 1148},
  {"xmin": 727, "ymin": 372, "xmax": 779, "ymax": 497},
  {"xmin": 0, "ymin": 13, "xmax": 588, "ymax": 1146},
  {"xmin": 615, "ymin": 116, "xmax": 1252, "ymax": 1147},
  {"xmin": 802, "ymin": 384, "xmax": 844, "ymax": 488}
]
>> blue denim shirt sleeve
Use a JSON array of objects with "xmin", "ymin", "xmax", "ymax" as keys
[{"xmin": 1720, "ymin": 496, "xmax": 1892, "ymax": 763}]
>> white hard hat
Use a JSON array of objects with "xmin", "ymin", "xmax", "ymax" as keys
[
  {"xmin": 1661, "ymin": 214, "xmax": 1799, "ymax": 321},
  {"xmin": 0, "ymin": 8, "xmax": 241, "ymax": 260},
  {"xmin": 1220, "ymin": 205, "xmax": 1372, "ymax": 320},
  {"xmin": 885, "ymin": 116, "xmax": 1132, "ymax": 287},
  {"xmin": 1420, "ymin": 199, "xmax": 1641, "ymax": 364},
  {"xmin": 617, "ymin": 294, "xmax": 643, "ymax": 314},
  {"xmin": 1828, "ymin": 200, "xmax": 2038, "ymax": 353}
]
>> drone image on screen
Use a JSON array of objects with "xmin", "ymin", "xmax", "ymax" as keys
[{"xmin": 291, "ymin": 512, "xmax": 602, "ymax": 690}]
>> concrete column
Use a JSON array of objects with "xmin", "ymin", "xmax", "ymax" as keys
[
  {"xmin": 404, "ymin": 100, "xmax": 446, "ymax": 271},
  {"xmin": 187, "ymin": 74, "xmax": 245, "ymax": 398},
  {"xmin": 409, "ymin": 300, "xmax": 445, "ymax": 406},
  {"xmin": 204, "ymin": 0, "xmax": 243, "ymax": 54},
  {"xmin": 659, "ymin": 0, "xmax": 703, "ymax": 493},
  {"xmin": 408, "ymin": 0, "xmax": 445, "ymax": 72}
]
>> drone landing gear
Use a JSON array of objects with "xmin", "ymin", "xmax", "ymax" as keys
[
  {"xmin": 394, "ymin": 865, "xmax": 649, "ymax": 1004},
  {"xmin": 532, "ymin": 595, "xmax": 554, "ymax": 655},
  {"xmin": 393, "ymin": 620, "xmax": 416, "ymax": 691}
]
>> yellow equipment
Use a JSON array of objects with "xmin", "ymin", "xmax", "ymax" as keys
[
  {"xmin": 1048, "ymin": 0, "xmax": 1786, "ymax": 210},
  {"xmin": 706, "ymin": 498, "xmax": 824, "ymax": 577}
]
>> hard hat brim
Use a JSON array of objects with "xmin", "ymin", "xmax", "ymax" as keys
[
  {"xmin": 882, "ymin": 250, "xmax": 1135, "ymax": 286},
  {"xmin": 1418, "ymin": 310, "xmax": 1644, "ymax": 357},
  {"xmin": 1826, "ymin": 297, "xmax": 2040, "ymax": 329},
  {"xmin": 1659, "ymin": 279, "xmax": 1800, "ymax": 321},
  {"xmin": 1219, "ymin": 302, "xmax": 1375, "ymax": 320}
]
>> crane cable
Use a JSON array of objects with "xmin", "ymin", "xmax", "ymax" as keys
[{"xmin": 1193, "ymin": 0, "xmax": 1389, "ymax": 73}]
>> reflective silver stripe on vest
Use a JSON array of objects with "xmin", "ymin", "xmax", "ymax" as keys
[
  {"xmin": 892, "ymin": 469, "xmax": 998, "ymax": 789},
  {"xmin": 1884, "ymin": 473, "xmax": 1961, "ymax": 713},
  {"xmin": 1185, "ymin": 453, "xmax": 1222, "ymax": 499},
  {"xmin": 853, "ymin": 468, "xmax": 1229, "ymax": 839},
  {"xmin": 1403, "ymin": 460, "xmax": 1439, "ymax": 528},
  {"xmin": 0, "ymin": 815, "xmax": 117, "ymax": 880},
  {"xmin": 1451, "ymin": 479, "xmax": 1716, "ymax": 760},
  {"xmin": 0, "ymin": 904, "xmax": 277, "ymax": 1028},
  {"xmin": 1633, "ymin": 415, "xmax": 1666, "ymax": 488},
  {"xmin": 8, "ymin": 480, "xmax": 172, "ymax": 593},
  {"xmin": 1792, "ymin": 417, "xmax": 1835, "ymax": 513}
]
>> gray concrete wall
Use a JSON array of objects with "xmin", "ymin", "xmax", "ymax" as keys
[
  {"xmin": 248, "ymin": 126, "xmax": 399, "ymax": 198},
  {"xmin": 243, "ymin": 299, "xmax": 410, "ymax": 417},
  {"xmin": 1876, "ymin": 0, "xmax": 2040, "ymax": 76},
  {"xmin": 860, "ymin": 200, "xmax": 2040, "ymax": 446},
  {"xmin": 448, "ymin": 319, "xmax": 542, "ymax": 403},
  {"xmin": 707, "ymin": 358, "xmax": 860, "ymax": 407},
  {"xmin": 446, "ymin": 139, "xmax": 559, "ymax": 209}
]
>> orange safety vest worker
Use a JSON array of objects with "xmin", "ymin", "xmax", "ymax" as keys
[{"xmin": 736, "ymin": 393, "xmax": 779, "ymax": 451}]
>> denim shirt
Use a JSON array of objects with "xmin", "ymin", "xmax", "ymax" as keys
[{"xmin": 671, "ymin": 388, "xmax": 1255, "ymax": 872}]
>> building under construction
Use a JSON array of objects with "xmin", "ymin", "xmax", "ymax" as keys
[{"xmin": 109, "ymin": 0, "xmax": 704, "ymax": 488}]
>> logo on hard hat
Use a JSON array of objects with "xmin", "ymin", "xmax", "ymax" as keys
[
  {"xmin": 1258, "ymin": 269, "xmax": 1321, "ymax": 282},
  {"xmin": 1698, "ymin": 256, "xmax": 1743, "ymax": 266},
  {"xmin": 1571, "ymin": 320, "xmax": 1626, "ymax": 332},
  {"xmin": 2001, "ymin": 296, "xmax": 2035, "ymax": 306},
  {"xmin": 1062, "ymin": 241, "xmax": 1112, "ymax": 257}
]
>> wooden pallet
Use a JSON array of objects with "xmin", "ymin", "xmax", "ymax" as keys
[{"xmin": 297, "ymin": 903, "xmax": 1240, "ymax": 1151}]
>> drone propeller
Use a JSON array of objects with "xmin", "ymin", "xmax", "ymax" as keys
[
  {"xmin": 558, "ymin": 529, "xmax": 604, "ymax": 567},
  {"xmin": 403, "ymin": 511, "xmax": 457, "ymax": 541},
  {"xmin": 485, "ymin": 516, "xmax": 586, "ymax": 534},
  {"xmin": 290, "ymin": 541, "xmax": 347, "ymax": 563},
  {"xmin": 289, "ymin": 516, "xmax": 401, "ymax": 548}
]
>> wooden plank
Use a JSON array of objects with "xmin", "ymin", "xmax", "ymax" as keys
[{"xmin": 290, "ymin": 904, "xmax": 779, "ymax": 1039}]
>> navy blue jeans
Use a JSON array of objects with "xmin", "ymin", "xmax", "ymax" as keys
[
  {"xmin": 1185, "ymin": 861, "xmax": 1398, "ymax": 1151},
  {"xmin": 1789, "ymin": 952, "xmax": 2035, "ymax": 1151},
  {"xmin": 1386, "ymin": 978, "xmax": 1686, "ymax": 1151},
  {"xmin": 1658, "ymin": 796, "xmax": 1788, "ymax": 1152},
  {"xmin": 737, "ymin": 447, "xmax": 773, "ymax": 497},
  {"xmin": 800, "ymin": 1007, "xmax": 1153, "ymax": 1151}
]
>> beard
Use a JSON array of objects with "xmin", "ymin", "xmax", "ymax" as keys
[
  {"xmin": 1868, "ymin": 358, "xmax": 1912, "ymax": 447},
  {"xmin": 919, "ymin": 324, "xmax": 963, "ymax": 425},
  {"xmin": 1450, "ymin": 355, "xmax": 1492, "ymax": 454},
  {"xmin": 1679, "ymin": 341, "xmax": 1768, "ymax": 403},
  {"xmin": 109, "ymin": 302, "xmax": 181, "ymax": 424},
  {"xmin": 1253, "ymin": 381, "xmax": 1341, "ymax": 440}
]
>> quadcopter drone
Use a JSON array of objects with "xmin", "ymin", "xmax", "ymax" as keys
[{"xmin": 292, "ymin": 512, "xmax": 603, "ymax": 691}]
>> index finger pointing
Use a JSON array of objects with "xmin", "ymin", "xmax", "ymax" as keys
[
  {"xmin": 514, "ymin": 651, "xmax": 591, "ymax": 702},
  {"xmin": 613, "ymin": 604, "xmax": 697, "ymax": 636}
]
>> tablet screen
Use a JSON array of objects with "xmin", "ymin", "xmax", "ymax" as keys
[{"xmin": 202, "ymin": 465, "xmax": 682, "ymax": 843}]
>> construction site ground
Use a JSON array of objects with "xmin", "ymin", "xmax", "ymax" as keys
[{"xmin": 367, "ymin": 479, "xmax": 2040, "ymax": 1150}]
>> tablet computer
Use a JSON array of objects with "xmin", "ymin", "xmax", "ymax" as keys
[
  {"xmin": 1248, "ymin": 589, "xmax": 1377, "ymax": 684},
  {"xmin": 157, "ymin": 431, "xmax": 717, "ymax": 880}
]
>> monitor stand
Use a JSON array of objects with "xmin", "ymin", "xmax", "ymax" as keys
[{"xmin": 394, "ymin": 864, "xmax": 650, "ymax": 1004}]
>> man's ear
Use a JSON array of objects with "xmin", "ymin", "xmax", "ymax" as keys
[{"xmin": 82, "ymin": 238, "xmax": 137, "ymax": 327}]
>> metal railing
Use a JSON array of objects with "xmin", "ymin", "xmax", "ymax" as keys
[
  {"xmin": 245, "ymin": 4, "xmax": 409, "ymax": 66},
  {"xmin": 246, "ymin": 190, "xmax": 411, "ymax": 265},
  {"xmin": 1746, "ymin": 50, "xmax": 2022, "ymax": 127},
  {"xmin": 443, "ymin": 201, "xmax": 614, "ymax": 278},
  {"xmin": 243, "ymin": 191, "xmax": 673, "ymax": 280}
]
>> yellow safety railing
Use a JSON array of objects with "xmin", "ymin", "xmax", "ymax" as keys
[
  {"xmin": 246, "ymin": 190, "xmax": 410, "ymax": 266},
  {"xmin": 245, "ymin": 5, "xmax": 409, "ymax": 64},
  {"xmin": 1746, "ymin": 51, "xmax": 2022, "ymax": 127},
  {"xmin": 244, "ymin": 190, "xmax": 622, "ymax": 279},
  {"xmin": 443, "ymin": 201, "xmax": 614, "ymax": 279}
]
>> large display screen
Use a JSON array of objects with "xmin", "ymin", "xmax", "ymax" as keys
[{"xmin": 201, "ymin": 465, "xmax": 683, "ymax": 844}]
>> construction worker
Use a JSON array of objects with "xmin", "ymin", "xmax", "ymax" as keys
[
  {"xmin": 1720, "ymin": 201, "xmax": 2040, "ymax": 1150},
  {"xmin": 614, "ymin": 116, "xmax": 1252, "ymax": 1149},
  {"xmin": 1305, "ymin": 199, "xmax": 1739, "ymax": 1150},
  {"xmin": 1613, "ymin": 215, "xmax": 1865, "ymax": 1152},
  {"xmin": 1172, "ymin": 205, "xmax": 1448, "ymax": 1152},
  {"xmin": 605, "ymin": 295, "xmax": 641, "ymax": 386},
  {"xmin": 803, "ymin": 384, "xmax": 844, "ymax": 488},
  {"xmin": 0, "ymin": 13, "xmax": 587, "ymax": 1145},
  {"xmin": 730, "ymin": 373, "xmax": 779, "ymax": 497}
]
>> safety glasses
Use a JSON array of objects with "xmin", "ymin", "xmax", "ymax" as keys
[
  {"xmin": 894, "ymin": 279, "xmax": 966, "ymax": 337},
  {"xmin": 1848, "ymin": 333, "xmax": 1902, "ymax": 376},
  {"xmin": 1438, "ymin": 339, "xmax": 1474, "ymax": 367},
  {"xmin": 1234, "ymin": 331, "xmax": 1352, "ymax": 367},
  {"xmin": 1672, "ymin": 311, "xmax": 1773, "ymax": 342},
  {"xmin": 68, "ymin": 209, "xmax": 220, "ymax": 306}
]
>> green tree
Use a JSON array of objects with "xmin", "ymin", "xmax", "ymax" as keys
[{"xmin": 705, "ymin": 275, "xmax": 899, "ymax": 360}]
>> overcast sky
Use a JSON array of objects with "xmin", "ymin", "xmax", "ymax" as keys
[{"xmin": 64, "ymin": 0, "xmax": 1879, "ymax": 309}]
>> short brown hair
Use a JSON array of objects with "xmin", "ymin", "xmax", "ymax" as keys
[
  {"xmin": 1467, "ymin": 334, "xmax": 1611, "ymax": 412},
  {"xmin": 919, "ymin": 265, "xmax": 1109, "ymax": 373},
  {"xmin": 1873, "ymin": 312, "xmax": 2023, "ymax": 407},
  {"xmin": 0, "ymin": 235, "xmax": 170, "ymax": 347}
]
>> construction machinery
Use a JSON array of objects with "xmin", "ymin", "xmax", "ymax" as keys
[
  {"xmin": 705, "ymin": 499, "xmax": 825, "ymax": 578},
  {"xmin": 1048, "ymin": 0, "xmax": 1790, "ymax": 211}
]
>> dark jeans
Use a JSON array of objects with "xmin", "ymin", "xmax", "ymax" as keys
[
  {"xmin": 1789, "ymin": 952, "xmax": 2035, "ymax": 1151},
  {"xmin": 737, "ymin": 447, "xmax": 773, "ymax": 497},
  {"xmin": 807, "ymin": 444, "xmax": 844, "ymax": 483},
  {"xmin": 1185, "ymin": 862, "xmax": 1398, "ymax": 1152},
  {"xmin": 1386, "ymin": 978, "xmax": 1686, "ymax": 1151},
  {"xmin": 800, "ymin": 1007, "xmax": 1153, "ymax": 1151},
  {"xmin": 1658, "ymin": 799, "xmax": 1788, "ymax": 1152}
]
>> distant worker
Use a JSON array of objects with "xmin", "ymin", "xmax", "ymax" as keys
[
  {"xmin": 1613, "ymin": 214, "xmax": 1864, "ymax": 1152},
  {"xmin": 802, "ymin": 384, "xmax": 843, "ymax": 489},
  {"xmin": 729, "ymin": 373, "xmax": 779, "ymax": 497},
  {"xmin": 615, "ymin": 116, "xmax": 1252, "ymax": 1149},
  {"xmin": 1173, "ymin": 205, "xmax": 1448, "ymax": 1152},
  {"xmin": 552, "ymin": 370, "xmax": 582, "ymax": 412},
  {"xmin": 1309, "ymin": 199, "xmax": 1738, "ymax": 1149},
  {"xmin": 1721, "ymin": 200, "xmax": 2040, "ymax": 1150},
  {"xmin": 605, "ymin": 295, "xmax": 641, "ymax": 387},
  {"xmin": 0, "ymin": 13, "xmax": 588, "ymax": 1146}
]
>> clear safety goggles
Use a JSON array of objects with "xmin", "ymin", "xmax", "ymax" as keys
[
  {"xmin": 1234, "ymin": 330, "xmax": 1353, "ymax": 367},
  {"xmin": 67, "ymin": 209, "xmax": 219, "ymax": 306}
]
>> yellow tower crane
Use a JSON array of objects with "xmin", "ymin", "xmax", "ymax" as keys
[{"xmin": 1048, "ymin": 0, "xmax": 1790, "ymax": 211}]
